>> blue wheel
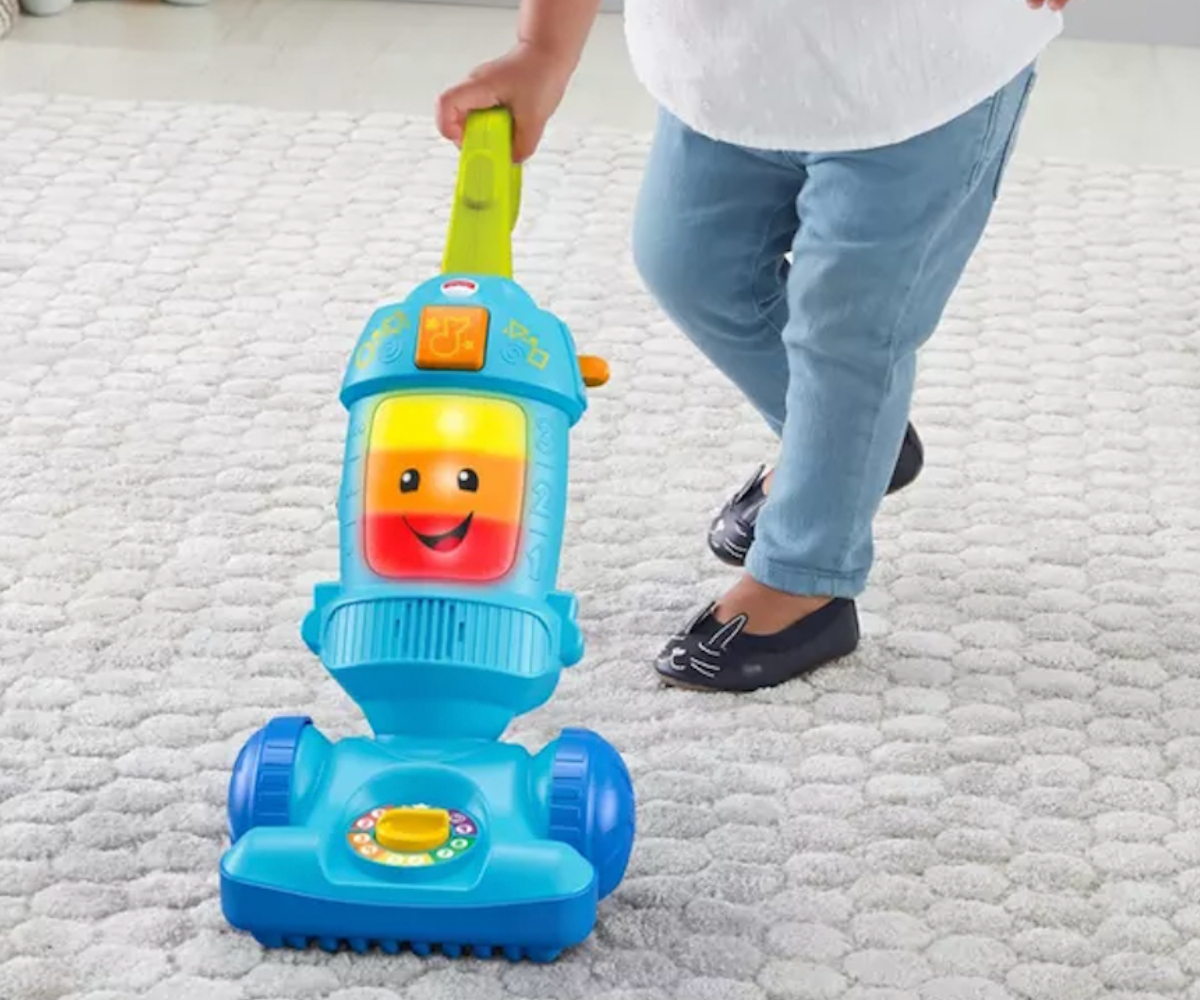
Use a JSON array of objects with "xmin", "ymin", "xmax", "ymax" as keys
[
  {"xmin": 228, "ymin": 715, "xmax": 312, "ymax": 843},
  {"xmin": 547, "ymin": 728, "xmax": 636, "ymax": 899}
]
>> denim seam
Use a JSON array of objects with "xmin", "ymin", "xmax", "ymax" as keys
[
  {"xmin": 991, "ymin": 69, "xmax": 1038, "ymax": 200},
  {"xmin": 745, "ymin": 550, "xmax": 866, "ymax": 600},
  {"xmin": 750, "ymin": 552, "xmax": 865, "ymax": 582},
  {"xmin": 817, "ymin": 206, "xmax": 953, "ymax": 586},
  {"xmin": 751, "ymin": 198, "xmax": 800, "ymax": 338},
  {"xmin": 966, "ymin": 88, "xmax": 1005, "ymax": 194}
]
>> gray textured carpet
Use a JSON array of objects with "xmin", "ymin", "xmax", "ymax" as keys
[{"xmin": 2, "ymin": 93, "xmax": 1200, "ymax": 1000}]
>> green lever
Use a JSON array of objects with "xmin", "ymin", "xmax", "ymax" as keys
[{"xmin": 442, "ymin": 107, "xmax": 522, "ymax": 279}]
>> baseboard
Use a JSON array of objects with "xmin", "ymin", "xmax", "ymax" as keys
[
  {"xmin": 400, "ymin": 0, "xmax": 623, "ymax": 10},
  {"xmin": 392, "ymin": 0, "xmax": 1200, "ymax": 46},
  {"xmin": 1062, "ymin": 0, "xmax": 1199, "ymax": 46}
]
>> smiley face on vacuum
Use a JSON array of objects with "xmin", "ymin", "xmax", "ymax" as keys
[
  {"xmin": 363, "ymin": 394, "xmax": 528, "ymax": 582},
  {"xmin": 399, "ymin": 466, "xmax": 478, "ymax": 553}
]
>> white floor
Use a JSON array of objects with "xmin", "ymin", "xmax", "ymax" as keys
[
  {"xmin": 3, "ymin": 0, "xmax": 1200, "ymax": 168},
  {"xmin": 4, "ymin": 6, "xmax": 1200, "ymax": 999},
  {"xmin": 3, "ymin": 67, "xmax": 1200, "ymax": 1000}
]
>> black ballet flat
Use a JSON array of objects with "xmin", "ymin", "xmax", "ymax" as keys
[
  {"xmin": 708, "ymin": 422, "xmax": 925, "ymax": 567},
  {"xmin": 654, "ymin": 599, "xmax": 861, "ymax": 693}
]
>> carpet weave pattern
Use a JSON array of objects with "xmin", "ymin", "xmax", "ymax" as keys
[{"xmin": 2, "ymin": 94, "xmax": 1200, "ymax": 1000}]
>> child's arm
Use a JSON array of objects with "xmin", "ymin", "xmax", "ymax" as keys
[{"xmin": 436, "ymin": 0, "xmax": 603, "ymax": 162}]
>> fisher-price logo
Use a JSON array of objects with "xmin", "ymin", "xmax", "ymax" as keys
[{"xmin": 440, "ymin": 279, "xmax": 478, "ymax": 298}]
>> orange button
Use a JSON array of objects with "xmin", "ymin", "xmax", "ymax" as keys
[
  {"xmin": 578, "ymin": 355, "xmax": 609, "ymax": 387},
  {"xmin": 416, "ymin": 306, "xmax": 489, "ymax": 371}
]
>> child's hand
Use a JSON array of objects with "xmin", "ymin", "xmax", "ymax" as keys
[
  {"xmin": 436, "ymin": 43, "xmax": 574, "ymax": 163},
  {"xmin": 1027, "ymin": 0, "xmax": 1071, "ymax": 9}
]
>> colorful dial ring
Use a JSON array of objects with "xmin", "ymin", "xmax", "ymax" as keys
[{"xmin": 346, "ymin": 805, "xmax": 479, "ymax": 868}]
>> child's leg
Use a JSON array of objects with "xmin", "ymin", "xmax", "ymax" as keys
[
  {"xmin": 750, "ymin": 66, "xmax": 1036, "ymax": 598},
  {"xmin": 632, "ymin": 109, "xmax": 802, "ymax": 436},
  {"xmin": 655, "ymin": 66, "xmax": 1038, "ymax": 692},
  {"xmin": 634, "ymin": 112, "xmax": 924, "ymax": 569}
]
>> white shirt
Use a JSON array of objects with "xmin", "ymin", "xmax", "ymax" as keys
[{"xmin": 623, "ymin": 0, "xmax": 1062, "ymax": 152}]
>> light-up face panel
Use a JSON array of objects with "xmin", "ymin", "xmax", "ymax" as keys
[{"xmin": 363, "ymin": 394, "xmax": 527, "ymax": 582}]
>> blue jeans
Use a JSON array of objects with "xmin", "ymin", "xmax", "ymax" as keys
[{"xmin": 633, "ymin": 66, "xmax": 1037, "ymax": 599}]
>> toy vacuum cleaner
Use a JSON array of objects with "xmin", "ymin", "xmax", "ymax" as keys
[{"xmin": 219, "ymin": 108, "xmax": 635, "ymax": 962}]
